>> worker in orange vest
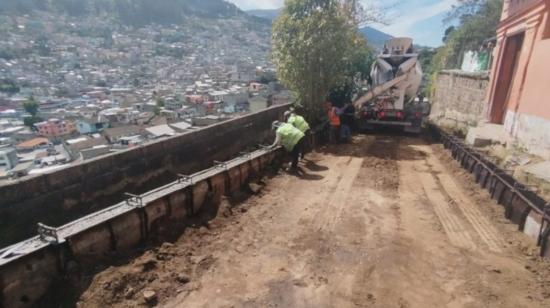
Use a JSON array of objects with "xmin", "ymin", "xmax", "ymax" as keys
[{"xmin": 327, "ymin": 101, "xmax": 341, "ymax": 143}]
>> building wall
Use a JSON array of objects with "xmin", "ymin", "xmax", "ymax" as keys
[
  {"xmin": 430, "ymin": 70, "xmax": 490, "ymax": 130},
  {"xmin": 36, "ymin": 120, "xmax": 76, "ymax": 137},
  {"xmin": 0, "ymin": 104, "xmax": 289, "ymax": 247},
  {"xmin": 487, "ymin": 0, "xmax": 550, "ymax": 158}
]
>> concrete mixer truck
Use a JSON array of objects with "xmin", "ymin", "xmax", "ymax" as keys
[{"xmin": 354, "ymin": 37, "xmax": 430, "ymax": 133}]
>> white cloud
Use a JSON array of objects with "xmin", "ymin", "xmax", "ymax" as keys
[
  {"xmin": 227, "ymin": 0, "xmax": 283, "ymax": 10},
  {"xmin": 374, "ymin": 0, "xmax": 457, "ymax": 37},
  {"xmin": 227, "ymin": 0, "xmax": 456, "ymax": 46}
]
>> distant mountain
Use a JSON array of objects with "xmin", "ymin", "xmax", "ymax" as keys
[
  {"xmin": 247, "ymin": 9, "xmax": 393, "ymax": 49},
  {"xmin": 246, "ymin": 9, "xmax": 281, "ymax": 21},
  {"xmin": 0, "ymin": 0, "xmax": 249, "ymax": 26},
  {"xmin": 359, "ymin": 26, "xmax": 394, "ymax": 49}
]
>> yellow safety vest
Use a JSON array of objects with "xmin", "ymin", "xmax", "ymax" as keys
[
  {"xmin": 277, "ymin": 123, "xmax": 305, "ymax": 152},
  {"xmin": 288, "ymin": 114, "xmax": 310, "ymax": 133}
]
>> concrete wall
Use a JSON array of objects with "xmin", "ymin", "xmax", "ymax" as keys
[
  {"xmin": 504, "ymin": 110, "xmax": 550, "ymax": 159},
  {"xmin": 0, "ymin": 105, "xmax": 289, "ymax": 247},
  {"xmin": 430, "ymin": 70, "xmax": 490, "ymax": 130}
]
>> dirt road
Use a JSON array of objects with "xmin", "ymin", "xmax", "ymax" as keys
[{"xmin": 77, "ymin": 135, "xmax": 550, "ymax": 307}]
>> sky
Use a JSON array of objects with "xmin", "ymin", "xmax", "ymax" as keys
[{"xmin": 226, "ymin": 0, "xmax": 458, "ymax": 47}]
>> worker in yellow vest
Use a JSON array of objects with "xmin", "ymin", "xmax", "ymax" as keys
[
  {"xmin": 284, "ymin": 110, "xmax": 311, "ymax": 158},
  {"xmin": 285, "ymin": 110, "xmax": 310, "ymax": 133},
  {"xmin": 270, "ymin": 121, "xmax": 305, "ymax": 170}
]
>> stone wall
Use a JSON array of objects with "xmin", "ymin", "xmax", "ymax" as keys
[
  {"xmin": 0, "ymin": 104, "xmax": 289, "ymax": 247},
  {"xmin": 430, "ymin": 70, "xmax": 490, "ymax": 130}
]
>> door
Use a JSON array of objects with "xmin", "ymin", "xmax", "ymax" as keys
[{"xmin": 490, "ymin": 32, "xmax": 524, "ymax": 124}]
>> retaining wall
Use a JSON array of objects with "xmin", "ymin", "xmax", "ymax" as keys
[
  {"xmin": 433, "ymin": 126, "xmax": 550, "ymax": 258},
  {"xmin": 430, "ymin": 70, "xmax": 490, "ymax": 130},
  {"xmin": 0, "ymin": 147, "xmax": 280, "ymax": 308},
  {"xmin": 0, "ymin": 104, "xmax": 289, "ymax": 247}
]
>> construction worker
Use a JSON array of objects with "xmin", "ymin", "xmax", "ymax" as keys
[
  {"xmin": 284, "ymin": 110, "xmax": 310, "ymax": 134},
  {"xmin": 327, "ymin": 101, "xmax": 341, "ymax": 143},
  {"xmin": 270, "ymin": 121, "xmax": 305, "ymax": 170},
  {"xmin": 340, "ymin": 103, "xmax": 355, "ymax": 143},
  {"xmin": 284, "ymin": 110, "xmax": 311, "ymax": 157}
]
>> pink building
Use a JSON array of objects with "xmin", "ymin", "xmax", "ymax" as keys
[
  {"xmin": 34, "ymin": 119, "xmax": 76, "ymax": 138},
  {"xmin": 486, "ymin": 0, "xmax": 550, "ymax": 158}
]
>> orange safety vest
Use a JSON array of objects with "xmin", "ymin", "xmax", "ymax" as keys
[{"xmin": 328, "ymin": 107, "xmax": 341, "ymax": 126}]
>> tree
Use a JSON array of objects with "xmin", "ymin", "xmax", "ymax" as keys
[
  {"xmin": 22, "ymin": 96, "xmax": 43, "ymax": 129},
  {"xmin": 427, "ymin": 0, "xmax": 503, "ymax": 97},
  {"xmin": 153, "ymin": 105, "xmax": 161, "ymax": 116},
  {"xmin": 329, "ymin": 35, "xmax": 374, "ymax": 107},
  {"xmin": 0, "ymin": 78, "xmax": 20, "ymax": 94},
  {"xmin": 436, "ymin": 0, "xmax": 503, "ymax": 70},
  {"xmin": 272, "ymin": 0, "xmax": 374, "ymax": 121},
  {"xmin": 156, "ymin": 97, "xmax": 165, "ymax": 108},
  {"xmin": 23, "ymin": 96, "xmax": 39, "ymax": 116},
  {"xmin": 442, "ymin": 26, "xmax": 456, "ymax": 43}
]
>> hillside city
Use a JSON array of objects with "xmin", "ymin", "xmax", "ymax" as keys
[
  {"xmin": 0, "ymin": 11, "xmax": 284, "ymax": 181},
  {"xmin": 2, "ymin": 0, "xmax": 550, "ymax": 307}
]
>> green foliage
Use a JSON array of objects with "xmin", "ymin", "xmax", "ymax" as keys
[
  {"xmin": 436, "ymin": 0, "xmax": 503, "ymax": 70},
  {"xmin": 329, "ymin": 83, "xmax": 355, "ymax": 107},
  {"xmin": 258, "ymin": 72, "xmax": 277, "ymax": 84},
  {"xmin": 427, "ymin": 0, "xmax": 502, "ymax": 98},
  {"xmin": 329, "ymin": 37, "xmax": 374, "ymax": 107},
  {"xmin": 24, "ymin": 116, "xmax": 43, "ymax": 129},
  {"xmin": 347, "ymin": 36, "xmax": 375, "ymax": 82},
  {"xmin": 22, "ymin": 96, "xmax": 43, "ymax": 129},
  {"xmin": 417, "ymin": 48, "xmax": 437, "ymax": 96},
  {"xmin": 23, "ymin": 97, "xmax": 39, "ymax": 116},
  {"xmin": 0, "ymin": 78, "xmax": 20, "ymax": 94},
  {"xmin": 156, "ymin": 98, "xmax": 165, "ymax": 107},
  {"xmin": 153, "ymin": 105, "xmax": 161, "ymax": 116},
  {"xmin": 272, "ymin": 0, "xmax": 373, "ymax": 121}
]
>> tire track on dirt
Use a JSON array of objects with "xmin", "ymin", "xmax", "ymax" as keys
[
  {"xmin": 420, "ymin": 173, "xmax": 478, "ymax": 250},
  {"xmin": 436, "ymin": 174, "xmax": 504, "ymax": 253},
  {"xmin": 317, "ymin": 157, "xmax": 365, "ymax": 232},
  {"xmin": 420, "ymin": 148, "xmax": 505, "ymax": 253}
]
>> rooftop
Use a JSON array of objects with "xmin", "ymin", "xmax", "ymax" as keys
[{"xmin": 16, "ymin": 138, "xmax": 50, "ymax": 149}]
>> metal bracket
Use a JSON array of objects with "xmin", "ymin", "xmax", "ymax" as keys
[
  {"xmin": 37, "ymin": 223, "xmax": 63, "ymax": 244},
  {"xmin": 239, "ymin": 151, "xmax": 252, "ymax": 159},
  {"xmin": 492, "ymin": 169, "xmax": 515, "ymax": 177},
  {"xmin": 214, "ymin": 160, "xmax": 228, "ymax": 170},
  {"xmin": 125, "ymin": 193, "xmax": 144, "ymax": 208},
  {"xmin": 537, "ymin": 202, "xmax": 550, "ymax": 246},
  {"xmin": 513, "ymin": 182, "xmax": 538, "ymax": 192},
  {"xmin": 178, "ymin": 174, "xmax": 193, "ymax": 185},
  {"xmin": 0, "ymin": 243, "xmax": 24, "ymax": 259}
]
